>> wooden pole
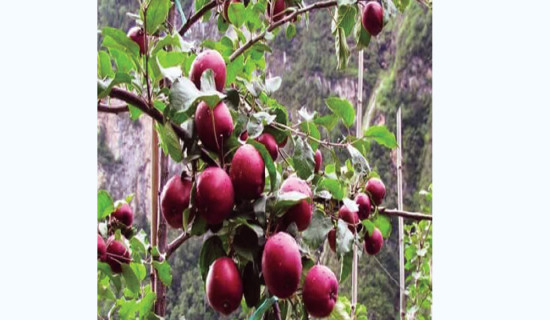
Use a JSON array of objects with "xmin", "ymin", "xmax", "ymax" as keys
[
  {"xmin": 351, "ymin": 49, "xmax": 364, "ymax": 319},
  {"xmin": 397, "ymin": 107, "xmax": 405, "ymax": 319}
]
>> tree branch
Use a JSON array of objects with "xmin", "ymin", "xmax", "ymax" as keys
[
  {"xmin": 229, "ymin": 0, "xmax": 338, "ymax": 61},
  {"xmin": 273, "ymin": 300, "xmax": 281, "ymax": 320},
  {"xmin": 178, "ymin": 0, "xmax": 218, "ymax": 37},
  {"xmin": 166, "ymin": 232, "xmax": 191, "ymax": 258},
  {"xmin": 98, "ymin": 102, "xmax": 129, "ymax": 114},
  {"xmin": 379, "ymin": 207, "xmax": 432, "ymax": 221}
]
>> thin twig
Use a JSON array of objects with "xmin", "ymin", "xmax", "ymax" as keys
[
  {"xmin": 273, "ymin": 300, "xmax": 281, "ymax": 320},
  {"xmin": 178, "ymin": 0, "xmax": 218, "ymax": 37},
  {"xmin": 98, "ymin": 102, "xmax": 129, "ymax": 114},
  {"xmin": 271, "ymin": 121, "xmax": 349, "ymax": 148},
  {"xmin": 166, "ymin": 232, "xmax": 191, "ymax": 258},
  {"xmin": 379, "ymin": 207, "xmax": 432, "ymax": 221},
  {"xmin": 229, "ymin": 0, "xmax": 338, "ymax": 61}
]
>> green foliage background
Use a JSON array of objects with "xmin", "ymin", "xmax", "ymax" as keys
[{"xmin": 97, "ymin": 1, "xmax": 431, "ymax": 319}]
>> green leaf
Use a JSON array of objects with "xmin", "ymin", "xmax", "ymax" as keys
[
  {"xmin": 265, "ymin": 76, "xmax": 282, "ymax": 95},
  {"xmin": 242, "ymin": 262, "xmax": 261, "ymax": 308},
  {"xmin": 248, "ymin": 140, "xmax": 277, "ymax": 192},
  {"xmin": 247, "ymin": 112, "xmax": 276, "ymax": 139},
  {"xmin": 347, "ymin": 144, "xmax": 370, "ymax": 174},
  {"xmin": 198, "ymin": 235, "xmax": 226, "ymax": 281},
  {"xmin": 130, "ymin": 262, "xmax": 147, "ymax": 282},
  {"xmin": 273, "ymin": 191, "xmax": 310, "ymax": 217},
  {"xmin": 292, "ymin": 137, "xmax": 316, "ymax": 180},
  {"xmin": 325, "ymin": 97, "xmax": 355, "ymax": 128},
  {"xmin": 337, "ymin": 5, "xmax": 357, "ymax": 36},
  {"xmin": 354, "ymin": 18, "xmax": 371, "ymax": 49},
  {"xmin": 336, "ymin": 219, "xmax": 354, "ymax": 255},
  {"xmin": 97, "ymin": 72, "xmax": 133, "ymax": 99},
  {"xmin": 190, "ymin": 215, "xmax": 208, "ymax": 236},
  {"xmin": 169, "ymin": 76, "xmax": 225, "ymax": 113},
  {"xmin": 152, "ymin": 260, "xmax": 172, "ymax": 286},
  {"xmin": 286, "ymin": 23, "xmax": 296, "ymax": 39},
  {"xmin": 109, "ymin": 48, "xmax": 136, "ymax": 74},
  {"xmin": 253, "ymin": 195, "xmax": 267, "ymax": 226},
  {"xmin": 318, "ymin": 178, "xmax": 345, "ymax": 200},
  {"xmin": 155, "ymin": 122, "xmax": 182, "ymax": 162},
  {"xmin": 121, "ymin": 264, "xmax": 140, "ymax": 295},
  {"xmin": 314, "ymin": 114, "xmax": 339, "ymax": 132},
  {"xmin": 228, "ymin": 2, "xmax": 246, "ymax": 27},
  {"xmin": 374, "ymin": 214, "xmax": 392, "ymax": 238},
  {"xmin": 226, "ymin": 55, "xmax": 244, "ymax": 87},
  {"xmin": 329, "ymin": 298, "xmax": 352, "ymax": 320},
  {"xmin": 101, "ymin": 27, "xmax": 140, "ymax": 58},
  {"xmin": 157, "ymin": 50, "xmax": 185, "ymax": 68},
  {"xmin": 146, "ymin": 0, "xmax": 171, "ymax": 34},
  {"xmin": 299, "ymin": 121, "xmax": 321, "ymax": 151},
  {"xmin": 98, "ymin": 190, "xmax": 114, "ymax": 221},
  {"xmin": 302, "ymin": 210, "xmax": 333, "ymax": 249},
  {"xmin": 138, "ymin": 286, "xmax": 156, "ymax": 318},
  {"xmin": 339, "ymin": 250, "xmax": 353, "ymax": 284},
  {"xmin": 98, "ymin": 51, "xmax": 114, "ymax": 78},
  {"xmin": 364, "ymin": 125, "xmax": 398, "ymax": 149},
  {"xmin": 361, "ymin": 219, "xmax": 375, "ymax": 236},
  {"xmin": 334, "ymin": 27, "xmax": 350, "ymax": 70},
  {"xmin": 249, "ymin": 296, "xmax": 278, "ymax": 320}
]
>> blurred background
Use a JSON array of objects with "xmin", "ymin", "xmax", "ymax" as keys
[{"xmin": 97, "ymin": 1, "xmax": 431, "ymax": 319}]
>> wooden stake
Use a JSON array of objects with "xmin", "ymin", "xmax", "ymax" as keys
[
  {"xmin": 351, "ymin": 49, "xmax": 364, "ymax": 319},
  {"xmin": 397, "ymin": 107, "xmax": 405, "ymax": 319}
]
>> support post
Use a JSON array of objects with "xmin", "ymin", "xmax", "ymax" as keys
[
  {"xmin": 351, "ymin": 49, "xmax": 364, "ymax": 319},
  {"xmin": 397, "ymin": 107, "xmax": 405, "ymax": 319}
]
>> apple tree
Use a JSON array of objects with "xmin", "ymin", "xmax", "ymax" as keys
[{"xmin": 97, "ymin": 0, "xmax": 432, "ymax": 319}]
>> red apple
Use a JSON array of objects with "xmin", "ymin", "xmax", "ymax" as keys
[
  {"xmin": 280, "ymin": 176, "xmax": 313, "ymax": 231},
  {"xmin": 361, "ymin": 1, "xmax": 384, "ymax": 37},
  {"xmin": 105, "ymin": 237, "xmax": 131, "ymax": 273},
  {"xmin": 98, "ymin": 235, "xmax": 106, "ymax": 261},
  {"xmin": 127, "ymin": 26, "xmax": 145, "ymax": 55},
  {"xmin": 327, "ymin": 228, "xmax": 336, "ymax": 252},
  {"xmin": 338, "ymin": 204, "xmax": 359, "ymax": 233},
  {"xmin": 239, "ymin": 130, "xmax": 248, "ymax": 141},
  {"xmin": 261, "ymin": 232, "xmax": 302, "ymax": 298},
  {"xmin": 196, "ymin": 167, "xmax": 235, "ymax": 224},
  {"xmin": 189, "ymin": 49, "xmax": 226, "ymax": 91},
  {"xmin": 230, "ymin": 144, "xmax": 265, "ymax": 200},
  {"xmin": 268, "ymin": 0, "xmax": 286, "ymax": 22},
  {"xmin": 256, "ymin": 133, "xmax": 278, "ymax": 160},
  {"xmin": 365, "ymin": 177, "xmax": 386, "ymax": 206},
  {"xmin": 355, "ymin": 193, "xmax": 372, "ymax": 220},
  {"xmin": 302, "ymin": 265, "xmax": 339, "ymax": 318},
  {"xmin": 195, "ymin": 101, "xmax": 234, "ymax": 152},
  {"xmin": 206, "ymin": 257, "xmax": 243, "ymax": 315},
  {"xmin": 223, "ymin": 0, "xmax": 242, "ymax": 23},
  {"xmin": 314, "ymin": 149, "xmax": 322, "ymax": 173},
  {"xmin": 112, "ymin": 203, "xmax": 133, "ymax": 226},
  {"xmin": 161, "ymin": 175, "xmax": 192, "ymax": 229},
  {"xmin": 364, "ymin": 227, "xmax": 384, "ymax": 255}
]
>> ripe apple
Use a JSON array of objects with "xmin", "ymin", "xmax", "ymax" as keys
[
  {"xmin": 338, "ymin": 204, "xmax": 359, "ymax": 233},
  {"xmin": 364, "ymin": 227, "xmax": 384, "ymax": 255},
  {"xmin": 161, "ymin": 175, "xmax": 192, "ymax": 229},
  {"xmin": 314, "ymin": 149, "xmax": 322, "ymax": 173},
  {"xmin": 196, "ymin": 167, "xmax": 235, "ymax": 224},
  {"xmin": 280, "ymin": 176, "xmax": 313, "ymax": 231},
  {"xmin": 256, "ymin": 133, "xmax": 278, "ymax": 160},
  {"xmin": 98, "ymin": 234, "xmax": 106, "ymax": 261},
  {"xmin": 361, "ymin": 1, "xmax": 384, "ymax": 37},
  {"xmin": 189, "ymin": 49, "xmax": 226, "ymax": 91},
  {"xmin": 327, "ymin": 228, "xmax": 336, "ymax": 252},
  {"xmin": 112, "ymin": 203, "xmax": 133, "ymax": 226},
  {"xmin": 223, "ymin": 0, "xmax": 242, "ymax": 23},
  {"xmin": 365, "ymin": 177, "xmax": 386, "ymax": 206},
  {"xmin": 105, "ymin": 236, "xmax": 131, "ymax": 273},
  {"xmin": 127, "ymin": 26, "xmax": 145, "ymax": 55},
  {"xmin": 261, "ymin": 232, "xmax": 302, "ymax": 298},
  {"xmin": 302, "ymin": 265, "xmax": 339, "ymax": 318},
  {"xmin": 239, "ymin": 130, "xmax": 248, "ymax": 141},
  {"xmin": 355, "ymin": 193, "xmax": 372, "ymax": 220},
  {"xmin": 267, "ymin": 0, "xmax": 286, "ymax": 22},
  {"xmin": 206, "ymin": 257, "xmax": 243, "ymax": 315},
  {"xmin": 195, "ymin": 101, "xmax": 234, "ymax": 152},
  {"xmin": 230, "ymin": 144, "xmax": 265, "ymax": 200}
]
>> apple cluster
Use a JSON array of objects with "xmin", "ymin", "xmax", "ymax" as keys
[
  {"xmin": 97, "ymin": 203, "xmax": 134, "ymax": 273},
  {"xmin": 328, "ymin": 177, "xmax": 387, "ymax": 255}
]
